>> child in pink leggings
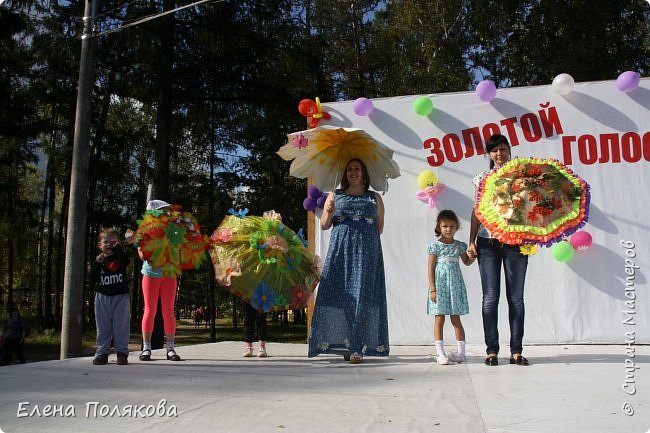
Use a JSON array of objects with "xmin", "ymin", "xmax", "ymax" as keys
[{"xmin": 137, "ymin": 200, "xmax": 181, "ymax": 362}]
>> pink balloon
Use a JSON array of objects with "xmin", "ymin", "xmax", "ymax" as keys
[
  {"xmin": 352, "ymin": 97, "xmax": 374, "ymax": 116},
  {"xmin": 616, "ymin": 71, "xmax": 640, "ymax": 93},
  {"xmin": 569, "ymin": 231, "xmax": 592, "ymax": 251},
  {"xmin": 476, "ymin": 80, "xmax": 496, "ymax": 102}
]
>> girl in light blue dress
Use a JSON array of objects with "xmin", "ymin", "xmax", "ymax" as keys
[{"xmin": 427, "ymin": 210, "xmax": 475, "ymax": 365}]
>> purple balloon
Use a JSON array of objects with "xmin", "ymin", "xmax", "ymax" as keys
[
  {"xmin": 308, "ymin": 184, "xmax": 322, "ymax": 199},
  {"xmin": 476, "ymin": 80, "xmax": 496, "ymax": 102},
  {"xmin": 352, "ymin": 97, "xmax": 374, "ymax": 116},
  {"xmin": 316, "ymin": 195, "xmax": 327, "ymax": 208},
  {"xmin": 616, "ymin": 71, "xmax": 640, "ymax": 93},
  {"xmin": 303, "ymin": 197, "xmax": 317, "ymax": 212}
]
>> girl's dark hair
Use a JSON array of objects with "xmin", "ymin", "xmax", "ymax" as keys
[
  {"xmin": 340, "ymin": 158, "xmax": 370, "ymax": 192},
  {"xmin": 435, "ymin": 209, "xmax": 460, "ymax": 237},
  {"xmin": 486, "ymin": 134, "xmax": 511, "ymax": 169}
]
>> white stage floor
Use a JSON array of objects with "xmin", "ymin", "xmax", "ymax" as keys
[{"xmin": 0, "ymin": 342, "xmax": 648, "ymax": 433}]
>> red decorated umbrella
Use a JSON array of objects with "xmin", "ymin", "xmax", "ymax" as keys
[{"xmin": 474, "ymin": 157, "xmax": 590, "ymax": 246}]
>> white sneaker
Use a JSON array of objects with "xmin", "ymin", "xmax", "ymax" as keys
[
  {"xmin": 447, "ymin": 352, "xmax": 466, "ymax": 363},
  {"xmin": 436, "ymin": 354, "xmax": 449, "ymax": 365},
  {"xmin": 243, "ymin": 347, "xmax": 254, "ymax": 357},
  {"xmin": 257, "ymin": 348, "xmax": 268, "ymax": 358}
]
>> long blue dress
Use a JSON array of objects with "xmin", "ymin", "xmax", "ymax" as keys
[{"xmin": 308, "ymin": 189, "xmax": 389, "ymax": 358}]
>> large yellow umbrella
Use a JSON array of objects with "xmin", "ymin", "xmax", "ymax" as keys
[{"xmin": 277, "ymin": 126, "xmax": 400, "ymax": 191}]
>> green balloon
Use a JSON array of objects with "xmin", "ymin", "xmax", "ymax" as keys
[
  {"xmin": 551, "ymin": 241, "xmax": 574, "ymax": 262},
  {"xmin": 413, "ymin": 96, "xmax": 433, "ymax": 116}
]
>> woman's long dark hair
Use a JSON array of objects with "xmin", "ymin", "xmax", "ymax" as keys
[
  {"xmin": 485, "ymin": 134, "xmax": 511, "ymax": 169},
  {"xmin": 340, "ymin": 158, "xmax": 370, "ymax": 192}
]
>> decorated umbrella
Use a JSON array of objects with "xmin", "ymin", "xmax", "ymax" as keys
[
  {"xmin": 134, "ymin": 205, "xmax": 209, "ymax": 277},
  {"xmin": 474, "ymin": 157, "xmax": 590, "ymax": 246},
  {"xmin": 277, "ymin": 126, "xmax": 401, "ymax": 191},
  {"xmin": 209, "ymin": 210, "xmax": 320, "ymax": 313}
]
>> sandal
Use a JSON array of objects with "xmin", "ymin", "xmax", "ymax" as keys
[
  {"xmin": 166, "ymin": 350, "xmax": 181, "ymax": 361},
  {"xmin": 139, "ymin": 350, "xmax": 151, "ymax": 361},
  {"xmin": 509, "ymin": 354, "xmax": 529, "ymax": 366},
  {"xmin": 349, "ymin": 352, "xmax": 363, "ymax": 364},
  {"xmin": 484, "ymin": 355, "xmax": 498, "ymax": 366}
]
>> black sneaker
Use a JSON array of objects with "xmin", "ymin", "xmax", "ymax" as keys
[
  {"xmin": 93, "ymin": 354, "xmax": 109, "ymax": 365},
  {"xmin": 116, "ymin": 354, "xmax": 128, "ymax": 365}
]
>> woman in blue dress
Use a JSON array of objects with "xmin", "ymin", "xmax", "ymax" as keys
[{"xmin": 308, "ymin": 159, "xmax": 389, "ymax": 364}]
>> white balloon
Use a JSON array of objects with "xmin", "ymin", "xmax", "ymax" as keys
[{"xmin": 552, "ymin": 73, "xmax": 575, "ymax": 95}]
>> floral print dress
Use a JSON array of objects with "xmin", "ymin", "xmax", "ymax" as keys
[
  {"xmin": 426, "ymin": 240, "xmax": 469, "ymax": 316},
  {"xmin": 308, "ymin": 189, "xmax": 389, "ymax": 358}
]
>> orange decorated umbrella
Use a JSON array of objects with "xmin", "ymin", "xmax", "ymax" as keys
[
  {"xmin": 277, "ymin": 126, "xmax": 400, "ymax": 191},
  {"xmin": 474, "ymin": 157, "xmax": 590, "ymax": 246},
  {"xmin": 134, "ymin": 205, "xmax": 209, "ymax": 277}
]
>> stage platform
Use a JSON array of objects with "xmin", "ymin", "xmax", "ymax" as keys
[{"xmin": 0, "ymin": 342, "xmax": 648, "ymax": 433}]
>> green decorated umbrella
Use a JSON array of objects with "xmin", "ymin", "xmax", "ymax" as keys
[{"xmin": 209, "ymin": 210, "xmax": 319, "ymax": 312}]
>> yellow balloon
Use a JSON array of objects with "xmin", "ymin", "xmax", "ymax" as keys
[{"xmin": 418, "ymin": 171, "xmax": 438, "ymax": 189}]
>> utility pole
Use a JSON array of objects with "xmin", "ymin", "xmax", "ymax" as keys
[
  {"xmin": 59, "ymin": 0, "xmax": 214, "ymax": 359},
  {"xmin": 60, "ymin": 0, "xmax": 98, "ymax": 358}
]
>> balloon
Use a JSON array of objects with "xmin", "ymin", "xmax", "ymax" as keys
[
  {"xmin": 352, "ymin": 97, "xmax": 374, "ymax": 116},
  {"xmin": 551, "ymin": 240, "xmax": 574, "ymax": 262},
  {"xmin": 298, "ymin": 99, "xmax": 318, "ymax": 117},
  {"xmin": 569, "ymin": 231, "xmax": 592, "ymax": 251},
  {"xmin": 616, "ymin": 71, "xmax": 640, "ymax": 93},
  {"xmin": 308, "ymin": 184, "xmax": 322, "ymax": 199},
  {"xmin": 316, "ymin": 195, "xmax": 327, "ymax": 208},
  {"xmin": 303, "ymin": 197, "xmax": 317, "ymax": 212},
  {"xmin": 413, "ymin": 96, "xmax": 434, "ymax": 116},
  {"xmin": 417, "ymin": 170, "xmax": 438, "ymax": 189},
  {"xmin": 476, "ymin": 80, "xmax": 497, "ymax": 102},
  {"xmin": 552, "ymin": 73, "xmax": 575, "ymax": 95}
]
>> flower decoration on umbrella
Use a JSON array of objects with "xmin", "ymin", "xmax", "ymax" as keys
[
  {"xmin": 135, "ymin": 205, "xmax": 209, "ymax": 277},
  {"xmin": 474, "ymin": 157, "xmax": 590, "ymax": 246},
  {"xmin": 209, "ymin": 211, "xmax": 319, "ymax": 313},
  {"xmin": 293, "ymin": 132, "xmax": 308, "ymax": 149},
  {"xmin": 213, "ymin": 257, "xmax": 242, "ymax": 286}
]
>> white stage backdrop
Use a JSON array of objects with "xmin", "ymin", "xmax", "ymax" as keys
[{"xmin": 312, "ymin": 78, "xmax": 649, "ymax": 345}]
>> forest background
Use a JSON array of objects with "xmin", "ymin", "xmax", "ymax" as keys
[{"xmin": 0, "ymin": 0, "xmax": 648, "ymax": 339}]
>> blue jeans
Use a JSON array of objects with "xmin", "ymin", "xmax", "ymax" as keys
[
  {"xmin": 477, "ymin": 237, "xmax": 528, "ymax": 355},
  {"xmin": 94, "ymin": 293, "xmax": 131, "ymax": 357}
]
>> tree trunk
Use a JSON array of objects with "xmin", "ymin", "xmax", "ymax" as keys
[{"xmin": 149, "ymin": 0, "xmax": 176, "ymax": 350}]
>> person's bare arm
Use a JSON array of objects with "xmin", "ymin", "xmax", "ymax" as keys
[
  {"xmin": 375, "ymin": 192, "xmax": 385, "ymax": 234},
  {"xmin": 428, "ymin": 254, "xmax": 437, "ymax": 303},
  {"xmin": 320, "ymin": 192, "xmax": 335, "ymax": 230},
  {"xmin": 468, "ymin": 185, "xmax": 480, "ymax": 259}
]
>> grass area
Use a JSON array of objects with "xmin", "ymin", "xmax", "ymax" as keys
[{"xmin": 7, "ymin": 318, "xmax": 307, "ymax": 364}]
